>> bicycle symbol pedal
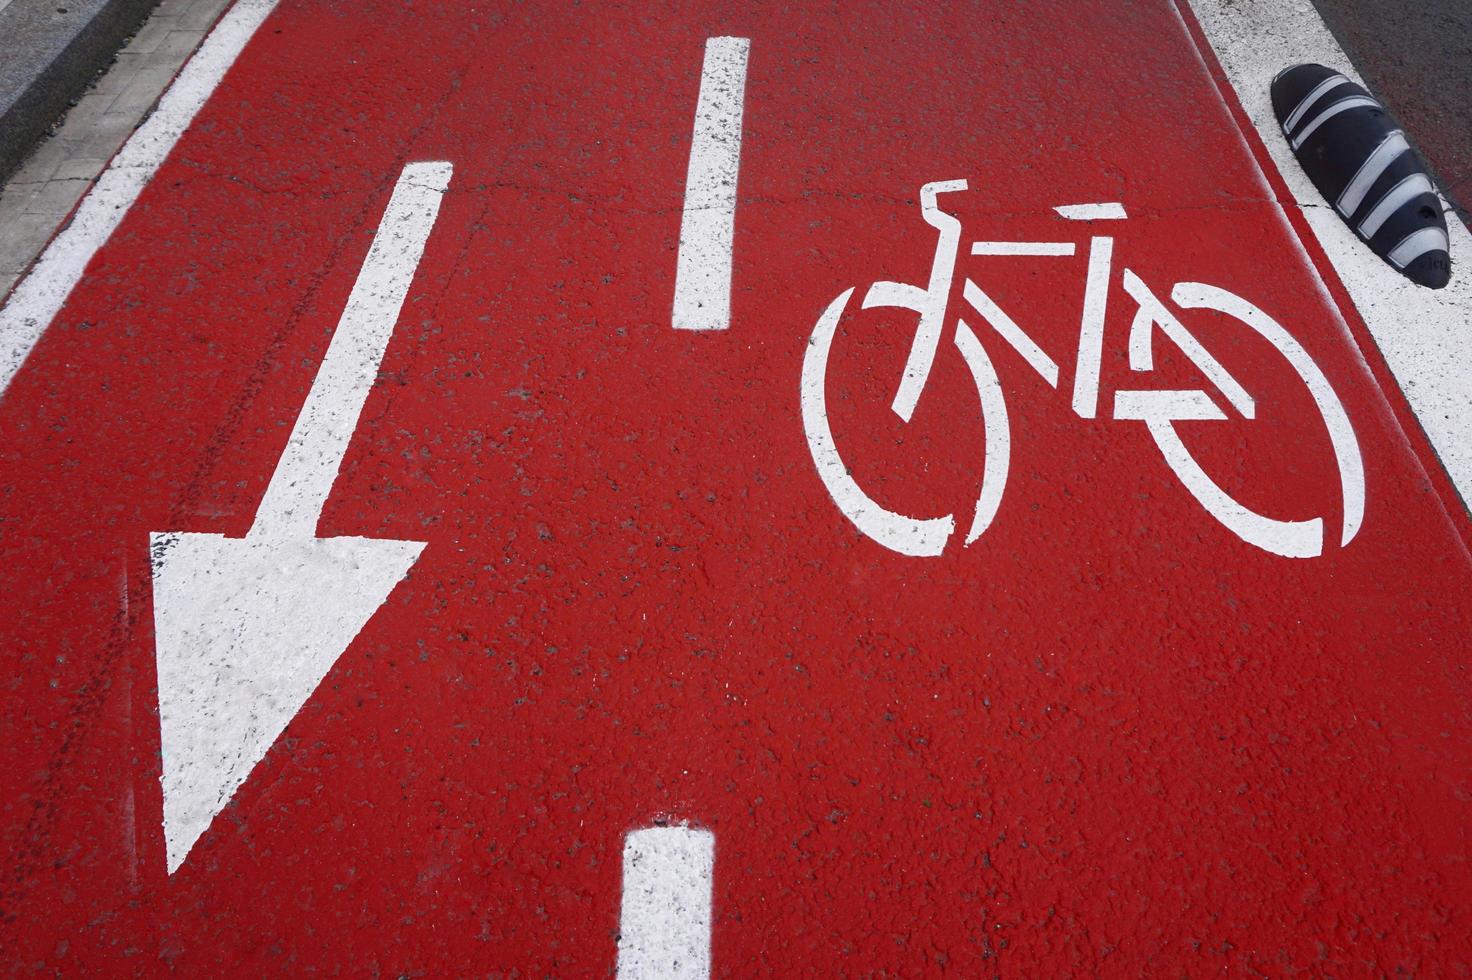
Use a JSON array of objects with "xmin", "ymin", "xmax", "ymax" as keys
[{"xmin": 800, "ymin": 179, "xmax": 1364, "ymax": 559}]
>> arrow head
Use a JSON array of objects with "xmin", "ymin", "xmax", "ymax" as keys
[{"xmin": 149, "ymin": 529, "xmax": 425, "ymax": 873}]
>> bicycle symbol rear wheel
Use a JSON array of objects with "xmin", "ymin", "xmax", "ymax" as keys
[{"xmin": 800, "ymin": 286, "xmax": 1010, "ymax": 557}]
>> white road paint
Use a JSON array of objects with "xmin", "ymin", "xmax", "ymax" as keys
[
  {"xmin": 1185, "ymin": 0, "xmax": 1472, "ymax": 511},
  {"xmin": 1070, "ymin": 236, "xmax": 1114, "ymax": 419},
  {"xmin": 672, "ymin": 36, "xmax": 750, "ymax": 331},
  {"xmin": 970, "ymin": 241, "xmax": 1076, "ymax": 256},
  {"xmin": 1122, "ymin": 270, "xmax": 1256, "ymax": 418},
  {"xmin": 1173, "ymin": 280, "xmax": 1364, "ymax": 546},
  {"xmin": 886, "ymin": 178, "xmax": 968, "ymax": 422},
  {"xmin": 1121, "ymin": 394, "xmax": 1326, "ymax": 558},
  {"xmin": 1053, "ymin": 202, "xmax": 1128, "ymax": 221},
  {"xmin": 150, "ymin": 161, "xmax": 450, "ymax": 873},
  {"xmin": 802, "ymin": 167, "xmax": 1364, "ymax": 558},
  {"xmin": 962, "ymin": 279, "xmax": 1059, "ymax": 387},
  {"xmin": 801, "ymin": 179, "xmax": 1021, "ymax": 556},
  {"xmin": 802, "ymin": 289, "xmax": 954, "ymax": 556},
  {"xmin": 0, "ymin": 0, "xmax": 280, "ymax": 396},
  {"xmin": 955, "ymin": 319, "xmax": 1011, "ymax": 544},
  {"xmin": 251, "ymin": 162, "xmax": 451, "ymax": 534},
  {"xmin": 1114, "ymin": 278, "xmax": 1365, "ymax": 558},
  {"xmin": 617, "ymin": 826, "xmax": 714, "ymax": 980}
]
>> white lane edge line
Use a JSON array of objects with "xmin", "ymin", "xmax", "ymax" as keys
[
  {"xmin": 0, "ymin": 0, "xmax": 281, "ymax": 397},
  {"xmin": 617, "ymin": 825, "xmax": 714, "ymax": 980},
  {"xmin": 672, "ymin": 36, "xmax": 751, "ymax": 332}
]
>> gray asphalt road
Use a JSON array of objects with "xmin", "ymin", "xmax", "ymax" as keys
[{"xmin": 1313, "ymin": 0, "xmax": 1472, "ymax": 222}]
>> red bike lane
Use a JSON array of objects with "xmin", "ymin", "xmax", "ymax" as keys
[{"xmin": 1, "ymin": 0, "xmax": 1468, "ymax": 974}]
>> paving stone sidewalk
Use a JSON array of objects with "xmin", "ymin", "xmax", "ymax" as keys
[{"xmin": 0, "ymin": 0, "xmax": 232, "ymax": 299}]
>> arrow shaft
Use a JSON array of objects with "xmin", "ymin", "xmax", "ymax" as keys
[{"xmin": 252, "ymin": 160, "xmax": 452, "ymax": 538}]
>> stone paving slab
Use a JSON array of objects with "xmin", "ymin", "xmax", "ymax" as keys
[{"xmin": 0, "ymin": 0, "xmax": 158, "ymax": 180}]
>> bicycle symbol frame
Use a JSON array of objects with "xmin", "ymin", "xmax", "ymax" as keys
[{"xmin": 800, "ymin": 179, "xmax": 1365, "ymax": 559}]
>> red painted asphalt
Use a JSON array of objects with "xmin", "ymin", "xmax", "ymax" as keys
[{"xmin": 2, "ymin": 1, "xmax": 1469, "ymax": 974}]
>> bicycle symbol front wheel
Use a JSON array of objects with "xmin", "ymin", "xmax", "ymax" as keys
[{"xmin": 1114, "ymin": 279, "xmax": 1365, "ymax": 559}]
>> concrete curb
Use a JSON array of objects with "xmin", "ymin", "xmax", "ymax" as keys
[{"xmin": 0, "ymin": 0, "xmax": 160, "ymax": 184}]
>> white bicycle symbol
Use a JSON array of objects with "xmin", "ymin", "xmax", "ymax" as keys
[{"xmin": 801, "ymin": 179, "xmax": 1364, "ymax": 559}]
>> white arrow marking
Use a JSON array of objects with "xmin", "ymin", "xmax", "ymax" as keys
[{"xmin": 150, "ymin": 160, "xmax": 452, "ymax": 873}]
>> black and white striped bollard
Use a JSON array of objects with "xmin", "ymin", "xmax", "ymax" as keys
[{"xmin": 1271, "ymin": 63, "xmax": 1451, "ymax": 289}]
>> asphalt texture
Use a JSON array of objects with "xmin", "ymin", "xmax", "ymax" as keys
[
  {"xmin": 1313, "ymin": 0, "xmax": 1472, "ymax": 223},
  {"xmin": 0, "ymin": 2, "xmax": 1469, "ymax": 975}
]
